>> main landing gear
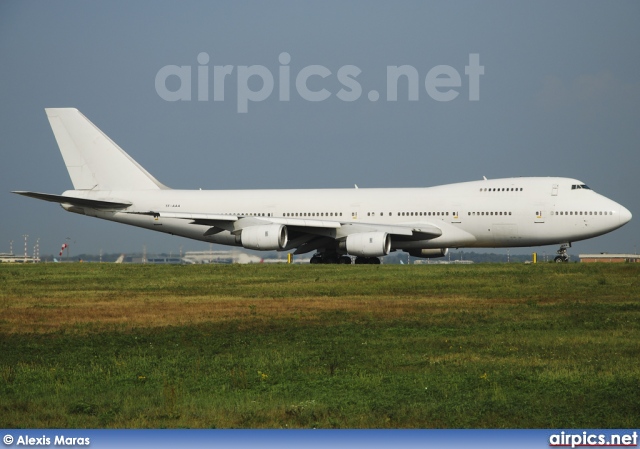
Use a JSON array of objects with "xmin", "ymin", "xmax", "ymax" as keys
[
  {"xmin": 354, "ymin": 256, "xmax": 381, "ymax": 264},
  {"xmin": 309, "ymin": 253, "xmax": 381, "ymax": 264},
  {"xmin": 554, "ymin": 243, "xmax": 571, "ymax": 263}
]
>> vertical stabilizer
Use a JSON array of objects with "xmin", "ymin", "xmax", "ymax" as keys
[{"xmin": 45, "ymin": 108, "xmax": 168, "ymax": 190}]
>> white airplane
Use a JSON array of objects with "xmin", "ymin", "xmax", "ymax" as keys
[{"xmin": 14, "ymin": 108, "xmax": 632, "ymax": 264}]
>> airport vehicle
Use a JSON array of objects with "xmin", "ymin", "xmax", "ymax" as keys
[{"xmin": 14, "ymin": 109, "xmax": 632, "ymax": 264}]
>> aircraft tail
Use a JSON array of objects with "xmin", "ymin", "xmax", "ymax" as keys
[{"xmin": 45, "ymin": 108, "xmax": 168, "ymax": 191}]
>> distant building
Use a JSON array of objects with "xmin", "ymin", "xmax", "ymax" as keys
[
  {"xmin": 0, "ymin": 253, "xmax": 39, "ymax": 263},
  {"xmin": 413, "ymin": 259, "xmax": 473, "ymax": 265},
  {"xmin": 579, "ymin": 254, "xmax": 640, "ymax": 263},
  {"xmin": 182, "ymin": 250, "xmax": 262, "ymax": 264},
  {"xmin": 122, "ymin": 256, "xmax": 184, "ymax": 264},
  {"xmin": 114, "ymin": 250, "xmax": 307, "ymax": 264}
]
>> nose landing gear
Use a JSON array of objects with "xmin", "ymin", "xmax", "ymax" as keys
[{"xmin": 554, "ymin": 243, "xmax": 571, "ymax": 263}]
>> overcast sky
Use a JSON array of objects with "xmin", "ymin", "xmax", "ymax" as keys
[{"xmin": 1, "ymin": 1, "xmax": 639, "ymax": 257}]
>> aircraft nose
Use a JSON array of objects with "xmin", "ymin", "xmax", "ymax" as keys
[{"xmin": 619, "ymin": 205, "xmax": 632, "ymax": 225}]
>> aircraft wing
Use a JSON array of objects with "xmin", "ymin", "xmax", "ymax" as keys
[
  {"xmin": 131, "ymin": 211, "xmax": 241, "ymax": 222},
  {"xmin": 129, "ymin": 210, "xmax": 442, "ymax": 241},
  {"xmin": 339, "ymin": 222, "xmax": 442, "ymax": 239},
  {"xmin": 151, "ymin": 211, "xmax": 341, "ymax": 230}
]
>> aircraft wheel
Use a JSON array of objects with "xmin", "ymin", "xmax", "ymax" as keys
[
  {"xmin": 323, "ymin": 254, "xmax": 339, "ymax": 264},
  {"xmin": 554, "ymin": 256, "xmax": 568, "ymax": 263},
  {"xmin": 310, "ymin": 255, "xmax": 322, "ymax": 264},
  {"xmin": 355, "ymin": 257, "xmax": 380, "ymax": 264},
  {"xmin": 338, "ymin": 256, "xmax": 352, "ymax": 264}
]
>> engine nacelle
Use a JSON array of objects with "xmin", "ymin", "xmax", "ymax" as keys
[
  {"xmin": 343, "ymin": 232, "xmax": 391, "ymax": 257},
  {"xmin": 407, "ymin": 248, "xmax": 448, "ymax": 259},
  {"xmin": 240, "ymin": 224, "xmax": 288, "ymax": 250}
]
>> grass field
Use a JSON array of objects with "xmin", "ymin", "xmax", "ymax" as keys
[{"xmin": 0, "ymin": 263, "xmax": 639, "ymax": 428}]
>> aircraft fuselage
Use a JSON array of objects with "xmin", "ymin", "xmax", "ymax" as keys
[{"xmin": 60, "ymin": 176, "xmax": 631, "ymax": 250}]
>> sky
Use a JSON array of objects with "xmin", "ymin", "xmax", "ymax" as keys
[{"xmin": 1, "ymin": 1, "xmax": 639, "ymax": 258}]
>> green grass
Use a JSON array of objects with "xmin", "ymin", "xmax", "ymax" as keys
[{"xmin": 0, "ymin": 263, "xmax": 639, "ymax": 428}]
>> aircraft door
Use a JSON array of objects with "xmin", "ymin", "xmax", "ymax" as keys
[{"xmin": 451, "ymin": 204, "xmax": 462, "ymax": 224}]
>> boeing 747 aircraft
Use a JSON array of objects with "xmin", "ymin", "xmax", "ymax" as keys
[{"xmin": 14, "ymin": 109, "xmax": 632, "ymax": 264}]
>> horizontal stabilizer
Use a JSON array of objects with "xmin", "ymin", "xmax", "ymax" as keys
[{"xmin": 12, "ymin": 191, "xmax": 132, "ymax": 209}]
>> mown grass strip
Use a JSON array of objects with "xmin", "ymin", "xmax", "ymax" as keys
[{"xmin": 0, "ymin": 263, "xmax": 638, "ymax": 428}]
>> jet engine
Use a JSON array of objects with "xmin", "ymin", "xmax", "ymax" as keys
[
  {"xmin": 407, "ymin": 248, "xmax": 448, "ymax": 258},
  {"xmin": 342, "ymin": 232, "xmax": 391, "ymax": 257},
  {"xmin": 240, "ymin": 224, "xmax": 288, "ymax": 250}
]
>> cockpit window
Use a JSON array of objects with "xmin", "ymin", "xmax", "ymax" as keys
[
  {"xmin": 571, "ymin": 184, "xmax": 592, "ymax": 190},
  {"xmin": 580, "ymin": 184, "xmax": 590, "ymax": 190}
]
